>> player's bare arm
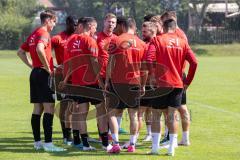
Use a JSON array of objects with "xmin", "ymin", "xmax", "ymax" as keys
[
  {"xmin": 36, "ymin": 43, "xmax": 51, "ymax": 74},
  {"xmin": 90, "ymin": 57, "xmax": 104, "ymax": 89},
  {"xmin": 17, "ymin": 48, "xmax": 32, "ymax": 69},
  {"xmin": 105, "ymin": 54, "xmax": 115, "ymax": 90}
]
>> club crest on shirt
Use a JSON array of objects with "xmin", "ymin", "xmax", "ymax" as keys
[{"xmin": 73, "ymin": 40, "xmax": 81, "ymax": 49}]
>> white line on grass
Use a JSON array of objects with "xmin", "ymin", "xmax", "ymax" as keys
[{"xmin": 189, "ymin": 101, "xmax": 240, "ymax": 118}]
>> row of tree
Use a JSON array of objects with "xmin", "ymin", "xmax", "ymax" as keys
[
  {"xmin": 53, "ymin": 0, "xmax": 240, "ymax": 31},
  {"xmin": 52, "ymin": 0, "xmax": 189, "ymax": 31},
  {"xmin": 0, "ymin": 0, "xmax": 240, "ymax": 49}
]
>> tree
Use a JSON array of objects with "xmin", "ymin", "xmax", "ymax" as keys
[
  {"xmin": 0, "ymin": 0, "xmax": 39, "ymax": 49},
  {"xmin": 189, "ymin": 0, "xmax": 211, "ymax": 32}
]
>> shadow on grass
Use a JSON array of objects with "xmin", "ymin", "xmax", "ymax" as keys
[
  {"xmin": 0, "ymin": 128, "xmax": 155, "ymax": 157},
  {"xmin": 18, "ymin": 131, "xmax": 100, "ymax": 135},
  {"xmin": 0, "ymin": 137, "xmax": 39, "ymax": 153},
  {"xmin": 0, "ymin": 135, "xmax": 155, "ymax": 157},
  {"xmin": 0, "ymin": 136, "xmax": 151, "ymax": 157}
]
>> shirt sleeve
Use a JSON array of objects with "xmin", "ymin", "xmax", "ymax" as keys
[
  {"xmin": 51, "ymin": 35, "xmax": 60, "ymax": 48},
  {"xmin": 20, "ymin": 42, "xmax": 29, "ymax": 52},
  {"xmin": 36, "ymin": 32, "xmax": 50, "ymax": 48},
  {"xmin": 177, "ymin": 28, "xmax": 188, "ymax": 42},
  {"xmin": 146, "ymin": 42, "xmax": 156, "ymax": 62},
  {"xmin": 87, "ymin": 38, "xmax": 98, "ymax": 57}
]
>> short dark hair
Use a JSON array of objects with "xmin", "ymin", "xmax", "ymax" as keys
[
  {"xmin": 142, "ymin": 21, "xmax": 157, "ymax": 33},
  {"xmin": 117, "ymin": 16, "xmax": 130, "ymax": 30},
  {"xmin": 144, "ymin": 14, "xmax": 157, "ymax": 22},
  {"xmin": 163, "ymin": 19, "xmax": 176, "ymax": 30},
  {"xmin": 66, "ymin": 15, "xmax": 78, "ymax": 26},
  {"xmin": 161, "ymin": 11, "xmax": 177, "ymax": 22},
  {"xmin": 127, "ymin": 18, "xmax": 136, "ymax": 29},
  {"xmin": 40, "ymin": 10, "xmax": 56, "ymax": 24},
  {"xmin": 82, "ymin": 17, "xmax": 97, "ymax": 29},
  {"xmin": 77, "ymin": 17, "xmax": 86, "ymax": 25}
]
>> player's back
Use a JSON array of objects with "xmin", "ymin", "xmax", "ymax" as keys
[
  {"xmin": 110, "ymin": 33, "xmax": 145, "ymax": 85},
  {"xmin": 52, "ymin": 31, "xmax": 70, "ymax": 65},
  {"xmin": 110, "ymin": 33, "xmax": 145, "ymax": 65},
  {"xmin": 66, "ymin": 34, "xmax": 98, "ymax": 86},
  {"xmin": 152, "ymin": 32, "xmax": 188, "ymax": 88}
]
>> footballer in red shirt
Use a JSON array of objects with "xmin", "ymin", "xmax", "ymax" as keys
[
  {"xmin": 17, "ymin": 10, "xmax": 65, "ymax": 152},
  {"xmin": 51, "ymin": 15, "xmax": 77, "ymax": 145},
  {"xmin": 58, "ymin": 17, "xmax": 93, "ymax": 149},
  {"xmin": 97, "ymin": 15, "xmax": 128, "ymax": 137},
  {"xmin": 95, "ymin": 13, "xmax": 117, "ymax": 148},
  {"xmin": 52, "ymin": 16, "xmax": 78, "ymax": 65},
  {"xmin": 97, "ymin": 13, "xmax": 117, "ymax": 79},
  {"xmin": 137, "ymin": 21, "xmax": 158, "ymax": 143},
  {"xmin": 61, "ymin": 17, "xmax": 110, "ymax": 151},
  {"xmin": 146, "ymin": 19, "xmax": 197, "ymax": 156},
  {"xmin": 106, "ymin": 17, "xmax": 145, "ymax": 153},
  {"xmin": 160, "ymin": 11, "xmax": 192, "ymax": 147}
]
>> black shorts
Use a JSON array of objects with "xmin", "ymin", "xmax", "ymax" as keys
[
  {"xmin": 140, "ymin": 86, "xmax": 152, "ymax": 107},
  {"xmin": 30, "ymin": 68, "xmax": 55, "ymax": 103},
  {"xmin": 56, "ymin": 93, "xmax": 71, "ymax": 101},
  {"xmin": 151, "ymin": 88, "xmax": 183, "ymax": 109},
  {"xmin": 108, "ymin": 82, "xmax": 141, "ymax": 109},
  {"xmin": 69, "ymin": 85, "xmax": 102, "ymax": 105}
]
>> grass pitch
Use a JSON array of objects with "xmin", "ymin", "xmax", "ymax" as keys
[{"xmin": 0, "ymin": 44, "xmax": 240, "ymax": 160}]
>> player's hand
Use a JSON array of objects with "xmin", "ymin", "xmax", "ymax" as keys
[
  {"xmin": 149, "ymin": 74, "xmax": 157, "ymax": 89},
  {"xmin": 140, "ymin": 86, "xmax": 145, "ymax": 96},
  {"xmin": 184, "ymin": 84, "xmax": 189, "ymax": 90},
  {"xmin": 58, "ymin": 81, "xmax": 66, "ymax": 90},
  {"xmin": 104, "ymin": 79, "xmax": 110, "ymax": 91},
  {"xmin": 98, "ymin": 78, "xmax": 105, "ymax": 90}
]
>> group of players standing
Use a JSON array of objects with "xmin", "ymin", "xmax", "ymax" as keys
[{"xmin": 17, "ymin": 9, "xmax": 197, "ymax": 156}]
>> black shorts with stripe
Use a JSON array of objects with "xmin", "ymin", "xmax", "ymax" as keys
[{"xmin": 30, "ymin": 68, "xmax": 55, "ymax": 103}]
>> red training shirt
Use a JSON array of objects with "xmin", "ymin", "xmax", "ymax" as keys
[
  {"xmin": 52, "ymin": 31, "xmax": 72, "ymax": 65},
  {"xmin": 109, "ymin": 33, "xmax": 146, "ymax": 85},
  {"xmin": 20, "ymin": 27, "xmax": 54, "ymax": 71},
  {"xmin": 97, "ymin": 31, "xmax": 117, "ymax": 78},
  {"xmin": 146, "ymin": 32, "xmax": 197, "ymax": 88},
  {"xmin": 65, "ymin": 34, "xmax": 99, "ymax": 86}
]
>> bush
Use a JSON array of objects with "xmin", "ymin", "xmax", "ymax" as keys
[
  {"xmin": 0, "ymin": 13, "xmax": 31, "ymax": 49},
  {"xmin": 0, "ymin": 0, "xmax": 39, "ymax": 50}
]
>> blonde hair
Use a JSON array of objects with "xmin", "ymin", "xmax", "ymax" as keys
[
  {"xmin": 104, "ymin": 13, "xmax": 117, "ymax": 20},
  {"xmin": 150, "ymin": 15, "xmax": 163, "ymax": 25}
]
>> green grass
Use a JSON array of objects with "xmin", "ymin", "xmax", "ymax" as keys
[
  {"xmin": 192, "ymin": 43, "xmax": 240, "ymax": 56},
  {"xmin": 1, "ymin": 46, "xmax": 240, "ymax": 160}
]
